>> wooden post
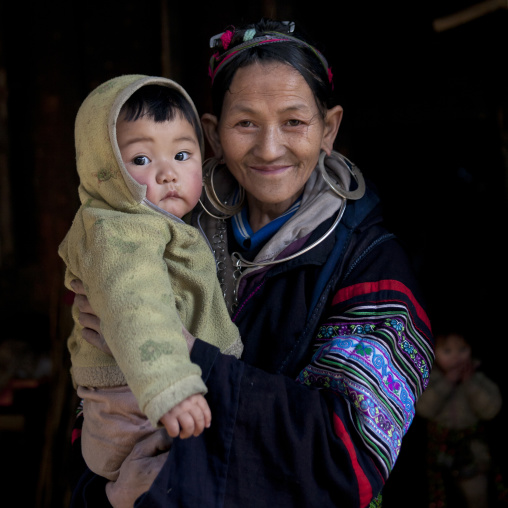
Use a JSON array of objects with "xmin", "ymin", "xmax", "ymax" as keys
[{"xmin": 433, "ymin": 0, "xmax": 508, "ymax": 32}]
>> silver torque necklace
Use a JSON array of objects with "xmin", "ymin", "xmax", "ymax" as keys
[
  {"xmin": 231, "ymin": 199, "xmax": 346, "ymax": 268},
  {"xmin": 201, "ymin": 200, "xmax": 346, "ymax": 313}
]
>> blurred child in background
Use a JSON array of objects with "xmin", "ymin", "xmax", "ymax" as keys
[{"xmin": 417, "ymin": 327, "xmax": 502, "ymax": 507}]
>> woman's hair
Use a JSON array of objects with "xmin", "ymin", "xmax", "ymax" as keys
[
  {"xmin": 120, "ymin": 85, "xmax": 201, "ymax": 141},
  {"xmin": 209, "ymin": 19, "xmax": 335, "ymax": 119}
]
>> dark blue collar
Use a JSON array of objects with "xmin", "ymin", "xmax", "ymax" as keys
[{"xmin": 232, "ymin": 197, "xmax": 302, "ymax": 252}]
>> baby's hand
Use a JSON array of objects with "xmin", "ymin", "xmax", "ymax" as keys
[{"xmin": 159, "ymin": 394, "xmax": 211, "ymax": 439}]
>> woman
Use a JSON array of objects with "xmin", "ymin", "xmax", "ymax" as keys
[{"xmin": 71, "ymin": 18, "xmax": 433, "ymax": 508}]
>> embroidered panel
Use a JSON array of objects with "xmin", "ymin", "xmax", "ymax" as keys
[{"xmin": 297, "ymin": 302, "xmax": 432, "ymax": 476}]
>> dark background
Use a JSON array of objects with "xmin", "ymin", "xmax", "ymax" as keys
[{"xmin": 1, "ymin": 0, "xmax": 507, "ymax": 506}]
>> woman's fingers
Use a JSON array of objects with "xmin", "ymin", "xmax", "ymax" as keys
[
  {"xmin": 74, "ymin": 293, "xmax": 95, "ymax": 315},
  {"xmin": 132, "ymin": 427, "xmax": 172, "ymax": 458},
  {"xmin": 105, "ymin": 429, "xmax": 171, "ymax": 507},
  {"xmin": 70, "ymin": 279, "xmax": 86, "ymax": 295},
  {"xmin": 77, "ymin": 307, "xmax": 101, "ymax": 331},
  {"xmin": 69, "ymin": 280, "xmax": 110, "ymax": 354},
  {"xmin": 82, "ymin": 327, "xmax": 112, "ymax": 356},
  {"xmin": 181, "ymin": 325, "xmax": 196, "ymax": 352}
]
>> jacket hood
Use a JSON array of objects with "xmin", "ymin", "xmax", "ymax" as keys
[{"xmin": 74, "ymin": 74, "xmax": 205, "ymax": 212}]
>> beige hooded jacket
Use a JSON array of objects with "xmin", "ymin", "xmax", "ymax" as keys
[{"xmin": 58, "ymin": 75, "xmax": 242, "ymax": 426}]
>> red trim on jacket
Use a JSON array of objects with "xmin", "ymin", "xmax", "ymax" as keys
[
  {"xmin": 332, "ymin": 280, "xmax": 432, "ymax": 331},
  {"xmin": 333, "ymin": 414, "xmax": 373, "ymax": 507}
]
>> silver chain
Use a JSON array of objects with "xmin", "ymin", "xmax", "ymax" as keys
[
  {"xmin": 212, "ymin": 219, "xmax": 242, "ymax": 313},
  {"xmin": 212, "ymin": 198, "xmax": 346, "ymax": 313}
]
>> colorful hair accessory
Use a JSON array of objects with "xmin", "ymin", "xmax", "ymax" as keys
[
  {"xmin": 209, "ymin": 26, "xmax": 235, "ymax": 49},
  {"xmin": 220, "ymin": 29, "xmax": 234, "ymax": 50},
  {"xmin": 208, "ymin": 51, "xmax": 220, "ymax": 78},
  {"xmin": 328, "ymin": 67, "xmax": 334, "ymax": 90},
  {"xmin": 208, "ymin": 31, "xmax": 333, "ymax": 88},
  {"xmin": 209, "ymin": 34, "xmax": 223, "ymax": 48},
  {"xmin": 282, "ymin": 21, "xmax": 296, "ymax": 33},
  {"xmin": 243, "ymin": 28, "xmax": 256, "ymax": 41}
]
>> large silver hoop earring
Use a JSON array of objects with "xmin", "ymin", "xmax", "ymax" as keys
[
  {"xmin": 318, "ymin": 150, "xmax": 366, "ymax": 200},
  {"xmin": 200, "ymin": 158, "xmax": 245, "ymax": 219}
]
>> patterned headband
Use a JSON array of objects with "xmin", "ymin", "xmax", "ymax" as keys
[{"xmin": 208, "ymin": 28, "xmax": 333, "ymax": 88}]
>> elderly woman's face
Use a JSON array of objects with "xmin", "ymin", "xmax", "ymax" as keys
[{"xmin": 204, "ymin": 62, "xmax": 342, "ymax": 213}]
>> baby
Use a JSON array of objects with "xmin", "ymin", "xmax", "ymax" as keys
[{"xmin": 59, "ymin": 75, "xmax": 242, "ymax": 481}]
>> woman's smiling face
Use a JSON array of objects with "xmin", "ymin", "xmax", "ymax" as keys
[{"xmin": 202, "ymin": 61, "xmax": 342, "ymax": 223}]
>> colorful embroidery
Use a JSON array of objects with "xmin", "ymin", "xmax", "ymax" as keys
[
  {"xmin": 298, "ymin": 301, "xmax": 433, "ymax": 477},
  {"xmin": 387, "ymin": 318, "xmax": 430, "ymax": 388},
  {"xmin": 369, "ymin": 492, "xmax": 383, "ymax": 507}
]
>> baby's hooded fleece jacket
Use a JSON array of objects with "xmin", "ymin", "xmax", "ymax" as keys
[{"xmin": 58, "ymin": 75, "xmax": 242, "ymax": 427}]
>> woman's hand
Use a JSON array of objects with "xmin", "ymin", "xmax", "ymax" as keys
[
  {"xmin": 70, "ymin": 279, "xmax": 112, "ymax": 356},
  {"xmin": 105, "ymin": 428, "xmax": 172, "ymax": 508},
  {"xmin": 181, "ymin": 324, "xmax": 196, "ymax": 353},
  {"xmin": 71, "ymin": 279, "xmax": 196, "ymax": 355}
]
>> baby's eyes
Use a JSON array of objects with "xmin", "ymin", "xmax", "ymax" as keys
[
  {"xmin": 175, "ymin": 151, "xmax": 190, "ymax": 161},
  {"xmin": 133, "ymin": 156, "xmax": 150, "ymax": 166},
  {"xmin": 131, "ymin": 153, "xmax": 191, "ymax": 164}
]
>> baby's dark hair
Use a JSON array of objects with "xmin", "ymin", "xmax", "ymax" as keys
[
  {"xmin": 120, "ymin": 85, "xmax": 201, "ymax": 142},
  {"xmin": 209, "ymin": 18, "xmax": 335, "ymax": 119}
]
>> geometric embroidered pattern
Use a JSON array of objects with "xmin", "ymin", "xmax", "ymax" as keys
[{"xmin": 297, "ymin": 302, "xmax": 433, "ymax": 476}]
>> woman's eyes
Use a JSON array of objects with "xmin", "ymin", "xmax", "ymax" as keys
[
  {"xmin": 175, "ymin": 151, "xmax": 190, "ymax": 161},
  {"xmin": 133, "ymin": 156, "xmax": 150, "ymax": 166},
  {"xmin": 235, "ymin": 119, "xmax": 304, "ymax": 128}
]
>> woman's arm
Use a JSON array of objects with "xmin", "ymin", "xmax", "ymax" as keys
[
  {"xmin": 72, "ymin": 236, "xmax": 433, "ymax": 507},
  {"xmin": 71, "ymin": 279, "xmax": 196, "ymax": 355},
  {"xmin": 106, "ymin": 429, "xmax": 172, "ymax": 508},
  {"xmin": 71, "ymin": 280, "xmax": 112, "ymax": 355},
  {"xmin": 70, "ymin": 427, "xmax": 171, "ymax": 508},
  {"xmin": 136, "ymin": 238, "xmax": 433, "ymax": 508}
]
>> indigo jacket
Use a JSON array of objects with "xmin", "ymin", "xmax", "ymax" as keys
[
  {"xmin": 135, "ymin": 175, "xmax": 434, "ymax": 507},
  {"xmin": 72, "ymin": 159, "xmax": 433, "ymax": 508}
]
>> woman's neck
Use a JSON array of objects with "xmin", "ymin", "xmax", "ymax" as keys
[{"xmin": 246, "ymin": 194, "xmax": 298, "ymax": 232}]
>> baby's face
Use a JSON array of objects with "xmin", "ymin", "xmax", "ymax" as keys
[
  {"xmin": 434, "ymin": 333, "xmax": 471, "ymax": 373},
  {"xmin": 117, "ymin": 114, "xmax": 202, "ymax": 218}
]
